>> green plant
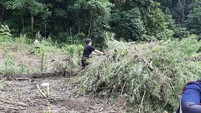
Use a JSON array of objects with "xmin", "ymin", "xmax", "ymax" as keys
[
  {"xmin": 0, "ymin": 25, "xmax": 12, "ymax": 38},
  {"xmin": 18, "ymin": 63, "xmax": 32, "ymax": 74},
  {"xmin": 43, "ymin": 107, "xmax": 51, "ymax": 113},
  {"xmin": 173, "ymin": 26, "xmax": 189, "ymax": 39},
  {"xmin": 62, "ymin": 44, "xmax": 84, "ymax": 75},
  {"xmin": 4, "ymin": 53, "xmax": 15, "ymax": 74},
  {"xmin": 156, "ymin": 29, "xmax": 174, "ymax": 40},
  {"xmin": 33, "ymin": 40, "xmax": 52, "ymax": 73}
]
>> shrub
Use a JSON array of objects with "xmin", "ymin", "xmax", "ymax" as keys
[
  {"xmin": 156, "ymin": 29, "xmax": 174, "ymax": 40},
  {"xmin": 62, "ymin": 44, "xmax": 83, "ymax": 72},
  {"xmin": 173, "ymin": 26, "xmax": 189, "ymax": 39},
  {"xmin": 0, "ymin": 25, "xmax": 12, "ymax": 37}
]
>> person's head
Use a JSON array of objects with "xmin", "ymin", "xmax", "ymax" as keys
[{"xmin": 85, "ymin": 38, "xmax": 93, "ymax": 45}]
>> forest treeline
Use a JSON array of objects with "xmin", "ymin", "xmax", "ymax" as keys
[{"xmin": 0, "ymin": 0, "xmax": 201, "ymax": 45}]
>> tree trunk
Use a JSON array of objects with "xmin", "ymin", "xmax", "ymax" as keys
[
  {"xmin": 177, "ymin": 0, "xmax": 185, "ymax": 22},
  {"xmin": 22, "ymin": 16, "xmax": 24, "ymax": 34},
  {"xmin": 78, "ymin": 26, "xmax": 80, "ymax": 33},
  {"xmin": 181, "ymin": 0, "xmax": 186, "ymax": 22},
  {"xmin": 45, "ymin": 20, "xmax": 47, "ymax": 38},
  {"xmin": 87, "ymin": 12, "xmax": 93, "ymax": 38},
  {"xmin": 0, "ymin": 8, "xmax": 4, "ymax": 24},
  {"xmin": 64, "ymin": 20, "xmax": 68, "ymax": 32},
  {"xmin": 31, "ymin": 15, "xmax": 34, "ymax": 35}
]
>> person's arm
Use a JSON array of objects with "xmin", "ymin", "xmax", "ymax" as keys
[
  {"xmin": 181, "ymin": 83, "xmax": 201, "ymax": 113},
  {"xmin": 92, "ymin": 49, "xmax": 104, "ymax": 55},
  {"xmin": 95, "ymin": 49, "xmax": 104, "ymax": 54}
]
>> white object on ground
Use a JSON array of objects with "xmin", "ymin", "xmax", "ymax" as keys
[{"xmin": 41, "ymin": 83, "xmax": 49, "ymax": 97}]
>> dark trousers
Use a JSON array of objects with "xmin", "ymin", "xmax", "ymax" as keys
[{"xmin": 81, "ymin": 57, "xmax": 89, "ymax": 68}]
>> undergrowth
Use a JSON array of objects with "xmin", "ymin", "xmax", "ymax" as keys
[{"xmin": 0, "ymin": 25, "xmax": 83, "ymax": 75}]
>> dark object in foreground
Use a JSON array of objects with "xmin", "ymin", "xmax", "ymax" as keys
[{"xmin": 176, "ymin": 80, "xmax": 201, "ymax": 113}]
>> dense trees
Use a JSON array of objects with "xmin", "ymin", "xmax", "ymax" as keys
[
  {"xmin": 185, "ymin": 4, "xmax": 201, "ymax": 34},
  {"xmin": 110, "ymin": 0, "xmax": 166, "ymax": 41},
  {"xmin": 155, "ymin": 0, "xmax": 201, "ymax": 35},
  {"xmin": 154, "ymin": 0, "xmax": 201, "ymax": 23},
  {"xmin": 1, "ymin": 0, "xmax": 112, "ymax": 45},
  {"xmin": 110, "ymin": 8, "xmax": 145, "ymax": 41},
  {"xmin": 0, "ymin": 0, "xmax": 201, "ymax": 44}
]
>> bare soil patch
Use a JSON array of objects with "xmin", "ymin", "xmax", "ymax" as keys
[{"xmin": 0, "ymin": 76, "xmax": 124, "ymax": 113}]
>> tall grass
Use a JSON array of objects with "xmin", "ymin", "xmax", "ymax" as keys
[{"xmin": 0, "ymin": 27, "xmax": 83, "ymax": 75}]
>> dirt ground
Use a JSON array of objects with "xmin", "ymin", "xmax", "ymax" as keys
[{"xmin": 0, "ymin": 76, "xmax": 124, "ymax": 113}]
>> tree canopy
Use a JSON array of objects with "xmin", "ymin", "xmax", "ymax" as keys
[{"xmin": 0, "ymin": 0, "xmax": 201, "ymax": 44}]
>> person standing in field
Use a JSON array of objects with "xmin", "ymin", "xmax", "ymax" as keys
[{"xmin": 81, "ymin": 38, "xmax": 104, "ymax": 69}]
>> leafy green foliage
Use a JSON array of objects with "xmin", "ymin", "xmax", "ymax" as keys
[
  {"xmin": 3, "ymin": 0, "xmax": 50, "ymax": 37},
  {"xmin": 186, "ymin": 6, "xmax": 201, "ymax": 34},
  {"xmin": 110, "ymin": 0, "xmax": 167, "ymax": 41},
  {"xmin": 0, "ymin": 25, "xmax": 12, "ymax": 38},
  {"xmin": 69, "ymin": 0, "xmax": 112, "ymax": 47},
  {"xmin": 154, "ymin": 0, "xmax": 201, "ymax": 23},
  {"xmin": 141, "ymin": 1, "xmax": 167, "ymax": 36},
  {"xmin": 62, "ymin": 44, "xmax": 83, "ymax": 71},
  {"xmin": 110, "ymin": 8, "xmax": 145, "ymax": 41},
  {"xmin": 1, "ymin": 0, "xmax": 188, "ymax": 44},
  {"xmin": 4, "ymin": 53, "xmax": 15, "ymax": 74},
  {"xmin": 156, "ymin": 29, "xmax": 174, "ymax": 39},
  {"xmin": 173, "ymin": 26, "xmax": 189, "ymax": 39}
]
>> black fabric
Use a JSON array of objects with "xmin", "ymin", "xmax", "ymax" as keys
[
  {"xmin": 176, "ymin": 106, "xmax": 180, "ymax": 113},
  {"xmin": 81, "ymin": 57, "xmax": 89, "ymax": 68},
  {"xmin": 82, "ymin": 45, "xmax": 95, "ymax": 57},
  {"xmin": 81, "ymin": 45, "xmax": 95, "ymax": 68}
]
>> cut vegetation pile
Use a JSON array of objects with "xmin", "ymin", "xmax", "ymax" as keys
[{"xmin": 80, "ymin": 37, "xmax": 201, "ymax": 112}]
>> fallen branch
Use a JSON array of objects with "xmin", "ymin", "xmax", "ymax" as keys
[
  {"xmin": 133, "ymin": 54, "xmax": 154, "ymax": 71},
  {"xmin": 36, "ymin": 84, "xmax": 47, "ymax": 98},
  {"xmin": 0, "ymin": 98, "xmax": 26, "ymax": 107},
  {"xmin": 142, "ymin": 58, "xmax": 154, "ymax": 71},
  {"xmin": 121, "ymin": 83, "xmax": 126, "ymax": 95},
  {"xmin": 15, "ymin": 77, "xmax": 30, "ymax": 81},
  {"xmin": 139, "ymin": 91, "xmax": 146, "ymax": 113},
  {"xmin": 27, "ymin": 98, "xmax": 34, "ymax": 105}
]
